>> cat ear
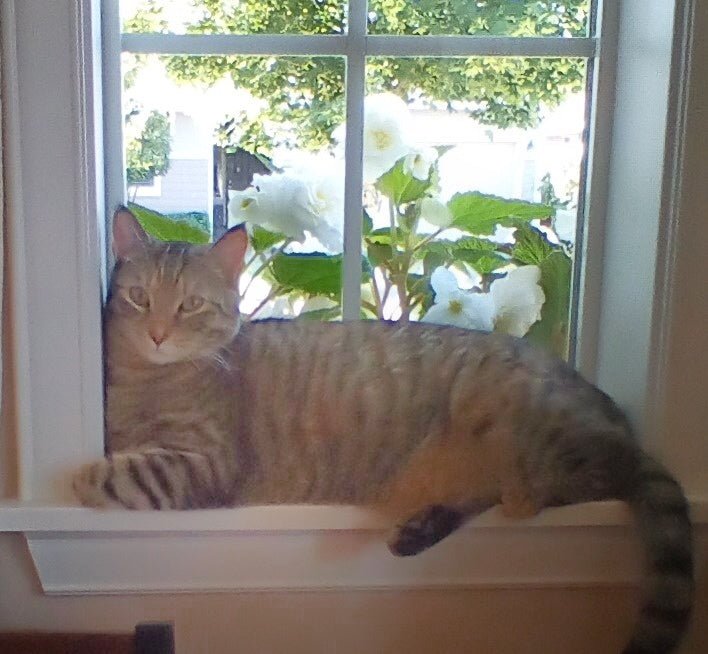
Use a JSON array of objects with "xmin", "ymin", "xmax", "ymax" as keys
[
  {"xmin": 112, "ymin": 207, "xmax": 149, "ymax": 260},
  {"xmin": 210, "ymin": 224, "xmax": 249, "ymax": 287}
]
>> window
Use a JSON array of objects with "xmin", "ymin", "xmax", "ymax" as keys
[
  {"xmin": 108, "ymin": 0, "xmax": 596, "ymax": 360},
  {"xmin": 2, "ymin": 0, "xmax": 706, "ymax": 594}
]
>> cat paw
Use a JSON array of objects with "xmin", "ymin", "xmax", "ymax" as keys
[
  {"xmin": 72, "ymin": 459, "xmax": 121, "ymax": 508},
  {"xmin": 73, "ymin": 456, "xmax": 155, "ymax": 509},
  {"xmin": 387, "ymin": 505, "xmax": 465, "ymax": 557}
]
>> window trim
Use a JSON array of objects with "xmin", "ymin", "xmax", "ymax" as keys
[{"xmin": 2, "ymin": 0, "xmax": 706, "ymax": 594}]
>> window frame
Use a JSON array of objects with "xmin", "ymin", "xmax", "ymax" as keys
[{"xmin": 2, "ymin": 0, "xmax": 706, "ymax": 594}]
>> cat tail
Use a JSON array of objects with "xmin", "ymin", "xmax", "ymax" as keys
[{"xmin": 621, "ymin": 453, "xmax": 694, "ymax": 654}]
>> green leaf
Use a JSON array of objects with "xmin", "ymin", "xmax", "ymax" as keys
[
  {"xmin": 363, "ymin": 210, "xmax": 374, "ymax": 236},
  {"xmin": 422, "ymin": 249, "xmax": 446, "ymax": 277},
  {"xmin": 376, "ymin": 159, "xmax": 431, "ymax": 205},
  {"xmin": 456, "ymin": 250, "xmax": 507, "ymax": 275},
  {"xmin": 405, "ymin": 273, "xmax": 427, "ymax": 296},
  {"xmin": 366, "ymin": 228, "xmax": 393, "ymax": 245},
  {"xmin": 128, "ymin": 202, "xmax": 210, "ymax": 244},
  {"xmin": 525, "ymin": 251, "xmax": 573, "ymax": 358},
  {"xmin": 297, "ymin": 306, "xmax": 341, "ymax": 321},
  {"xmin": 511, "ymin": 222, "xmax": 554, "ymax": 265},
  {"xmin": 367, "ymin": 242, "xmax": 393, "ymax": 268},
  {"xmin": 417, "ymin": 237, "xmax": 507, "ymax": 275},
  {"xmin": 448, "ymin": 192, "xmax": 554, "ymax": 236},
  {"xmin": 251, "ymin": 225, "xmax": 286, "ymax": 253},
  {"xmin": 270, "ymin": 253, "xmax": 343, "ymax": 297}
]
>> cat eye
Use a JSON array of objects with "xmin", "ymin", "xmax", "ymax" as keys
[
  {"xmin": 180, "ymin": 295, "xmax": 204, "ymax": 313},
  {"xmin": 128, "ymin": 286, "xmax": 149, "ymax": 308}
]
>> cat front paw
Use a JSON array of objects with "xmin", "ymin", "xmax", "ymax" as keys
[
  {"xmin": 73, "ymin": 455, "xmax": 158, "ymax": 510},
  {"xmin": 72, "ymin": 459, "xmax": 122, "ymax": 508}
]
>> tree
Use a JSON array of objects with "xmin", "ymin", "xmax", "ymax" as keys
[
  {"xmin": 125, "ymin": 110, "xmax": 172, "ymax": 187},
  {"xmin": 126, "ymin": 0, "xmax": 589, "ymax": 152}
]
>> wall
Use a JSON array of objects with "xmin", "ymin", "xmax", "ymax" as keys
[
  {"xmin": 133, "ymin": 159, "xmax": 211, "ymax": 215},
  {"xmin": 0, "ymin": 533, "xmax": 705, "ymax": 653}
]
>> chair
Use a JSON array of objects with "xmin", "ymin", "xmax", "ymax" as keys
[{"xmin": 0, "ymin": 621, "xmax": 175, "ymax": 654}]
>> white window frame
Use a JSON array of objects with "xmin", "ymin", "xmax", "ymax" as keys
[{"xmin": 1, "ymin": 0, "xmax": 706, "ymax": 595}]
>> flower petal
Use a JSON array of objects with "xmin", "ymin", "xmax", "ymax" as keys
[
  {"xmin": 429, "ymin": 266, "xmax": 459, "ymax": 299},
  {"xmin": 404, "ymin": 146, "xmax": 437, "ymax": 181},
  {"xmin": 420, "ymin": 302, "xmax": 471, "ymax": 329},
  {"xmin": 459, "ymin": 293, "xmax": 495, "ymax": 332},
  {"xmin": 362, "ymin": 93, "xmax": 412, "ymax": 182},
  {"xmin": 490, "ymin": 265, "xmax": 546, "ymax": 337}
]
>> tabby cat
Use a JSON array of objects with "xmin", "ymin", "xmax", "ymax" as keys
[{"xmin": 74, "ymin": 208, "xmax": 693, "ymax": 654}]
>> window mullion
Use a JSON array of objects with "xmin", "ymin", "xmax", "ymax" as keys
[
  {"xmin": 341, "ymin": 0, "xmax": 367, "ymax": 320},
  {"xmin": 103, "ymin": 0, "xmax": 126, "ymax": 243}
]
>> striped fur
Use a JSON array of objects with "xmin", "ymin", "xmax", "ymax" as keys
[{"xmin": 73, "ymin": 214, "xmax": 693, "ymax": 653}]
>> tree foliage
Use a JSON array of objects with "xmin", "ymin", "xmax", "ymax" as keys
[
  {"xmin": 126, "ymin": 0, "xmax": 589, "ymax": 151},
  {"xmin": 125, "ymin": 110, "xmax": 172, "ymax": 185}
]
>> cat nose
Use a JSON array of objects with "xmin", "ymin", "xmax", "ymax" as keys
[{"xmin": 148, "ymin": 326, "xmax": 168, "ymax": 346}]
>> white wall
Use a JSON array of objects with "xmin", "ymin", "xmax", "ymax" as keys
[{"xmin": 1, "ymin": 533, "xmax": 706, "ymax": 653}]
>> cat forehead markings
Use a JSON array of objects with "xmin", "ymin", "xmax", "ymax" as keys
[{"xmin": 123, "ymin": 243, "xmax": 203, "ymax": 288}]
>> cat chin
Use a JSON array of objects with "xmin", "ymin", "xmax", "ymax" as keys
[{"xmin": 141, "ymin": 345, "xmax": 190, "ymax": 365}]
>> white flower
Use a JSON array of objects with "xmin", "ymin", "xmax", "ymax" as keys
[
  {"xmin": 421, "ymin": 267, "xmax": 494, "ymax": 331},
  {"xmin": 421, "ymin": 265, "xmax": 545, "ymax": 337},
  {"xmin": 299, "ymin": 296, "xmax": 338, "ymax": 315},
  {"xmin": 227, "ymin": 156, "xmax": 344, "ymax": 252},
  {"xmin": 332, "ymin": 93, "xmax": 413, "ymax": 183},
  {"xmin": 404, "ymin": 146, "xmax": 437, "ymax": 181},
  {"xmin": 299, "ymin": 159, "xmax": 344, "ymax": 252},
  {"xmin": 489, "ymin": 265, "xmax": 545, "ymax": 337},
  {"xmin": 363, "ymin": 94, "xmax": 412, "ymax": 181},
  {"xmin": 256, "ymin": 298, "xmax": 296, "ymax": 319},
  {"xmin": 228, "ymin": 172, "xmax": 315, "ymax": 242},
  {"xmin": 420, "ymin": 197, "xmax": 453, "ymax": 228}
]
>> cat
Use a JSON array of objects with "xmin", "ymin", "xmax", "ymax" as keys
[{"xmin": 74, "ymin": 207, "xmax": 693, "ymax": 654}]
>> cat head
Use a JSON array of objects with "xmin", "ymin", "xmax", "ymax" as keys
[{"xmin": 107, "ymin": 208, "xmax": 248, "ymax": 365}]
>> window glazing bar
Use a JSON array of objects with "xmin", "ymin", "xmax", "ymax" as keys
[{"xmin": 122, "ymin": 33, "xmax": 597, "ymax": 58}]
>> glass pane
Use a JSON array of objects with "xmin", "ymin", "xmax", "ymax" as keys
[
  {"xmin": 367, "ymin": 0, "xmax": 592, "ymax": 37},
  {"xmin": 361, "ymin": 57, "xmax": 588, "ymax": 359},
  {"xmin": 120, "ymin": 0, "xmax": 346, "ymax": 36},
  {"xmin": 122, "ymin": 53, "xmax": 345, "ymax": 320}
]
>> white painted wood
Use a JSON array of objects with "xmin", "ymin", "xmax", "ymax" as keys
[
  {"xmin": 102, "ymin": 0, "xmax": 127, "ymax": 245},
  {"xmin": 0, "ymin": 0, "xmax": 34, "ymax": 500},
  {"xmin": 2, "ymin": 501, "xmax": 705, "ymax": 594},
  {"xmin": 24, "ymin": 525, "xmax": 644, "ymax": 595},
  {"xmin": 4, "ymin": 498, "xmax": 707, "ymax": 532},
  {"xmin": 6, "ymin": 0, "xmax": 105, "ymax": 501},
  {"xmin": 121, "ymin": 33, "xmax": 597, "ymax": 58},
  {"xmin": 592, "ymin": 0, "xmax": 683, "ymax": 439},
  {"xmin": 0, "ymin": 501, "xmax": 646, "ymax": 533},
  {"xmin": 650, "ymin": 0, "xmax": 708, "ymax": 495},
  {"xmin": 572, "ymin": 0, "xmax": 618, "ymax": 378},
  {"xmin": 341, "ymin": 0, "xmax": 367, "ymax": 319},
  {"xmin": 122, "ymin": 33, "xmax": 349, "ymax": 56},
  {"xmin": 365, "ymin": 35, "xmax": 597, "ymax": 57}
]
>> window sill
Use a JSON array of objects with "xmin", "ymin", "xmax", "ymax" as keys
[{"xmin": 1, "ymin": 500, "xmax": 706, "ymax": 595}]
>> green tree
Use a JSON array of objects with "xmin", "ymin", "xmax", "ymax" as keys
[
  {"xmin": 126, "ymin": 0, "xmax": 589, "ymax": 151},
  {"xmin": 125, "ymin": 110, "xmax": 172, "ymax": 186}
]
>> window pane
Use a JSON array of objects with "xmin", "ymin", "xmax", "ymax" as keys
[
  {"xmin": 362, "ymin": 57, "xmax": 588, "ymax": 359},
  {"xmin": 120, "ymin": 0, "xmax": 346, "ymax": 36},
  {"xmin": 367, "ymin": 0, "xmax": 591, "ymax": 37},
  {"xmin": 122, "ymin": 53, "xmax": 345, "ymax": 320}
]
